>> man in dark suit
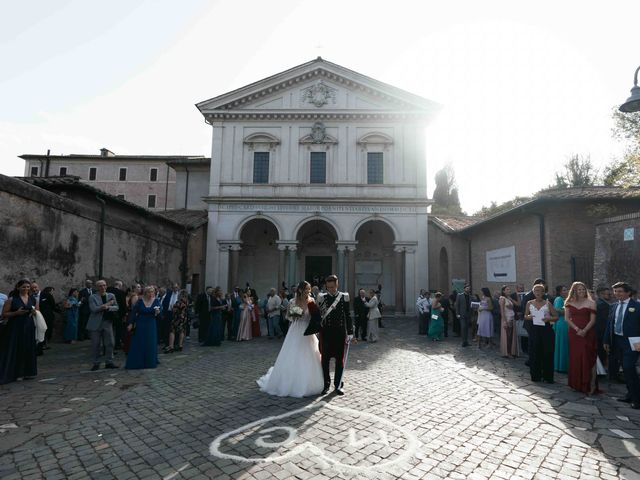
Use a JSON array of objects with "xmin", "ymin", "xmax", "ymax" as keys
[
  {"xmin": 107, "ymin": 280, "xmax": 126, "ymax": 351},
  {"xmin": 195, "ymin": 287, "xmax": 212, "ymax": 343},
  {"xmin": 78, "ymin": 280, "xmax": 94, "ymax": 340},
  {"xmin": 318, "ymin": 275, "xmax": 353, "ymax": 395},
  {"xmin": 455, "ymin": 284, "xmax": 472, "ymax": 347},
  {"xmin": 595, "ymin": 286, "xmax": 616, "ymax": 380},
  {"xmin": 604, "ymin": 282, "xmax": 640, "ymax": 409},
  {"xmin": 353, "ymin": 288, "xmax": 368, "ymax": 341}
]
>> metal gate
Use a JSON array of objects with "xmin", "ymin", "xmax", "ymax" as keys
[{"xmin": 570, "ymin": 256, "xmax": 593, "ymax": 285}]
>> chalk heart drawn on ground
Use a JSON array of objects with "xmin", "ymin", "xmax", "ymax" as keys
[{"xmin": 209, "ymin": 401, "xmax": 419, "ymax": 473}]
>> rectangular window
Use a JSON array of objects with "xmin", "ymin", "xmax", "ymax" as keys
[
  {"xmin": 88, "ymin": 167, "xmax": 97, "ymax": 181},
  {"xmin": 116, "ymin": 194, "xmax": 125, "ymax": 200},
  {"xmin": 253, "ymin": 152, "xmax": 269, "ymax": 184},
  {"xmin": 310, "ymin": 152, "xmax": 326, "ymax": 184},
  {"xmin": 147, "ymin": 195, "xmax": 156, "ymax": 208},
  {"xmin": 59, "ymin": 167, "xmax": 67, "ymax": 176},
  {"xmin": 119, "ymin": 168, "xmax": 127, "ymax": 181},
  {"xmin": 367, "ymin": 152, "xmax": 384, "ymax": 184},
  {"xmin": 30, "ymin": 166, "xmax": 39, "ymax": 177},
  {"xmin": 149, "ymin": 168, "xmax": 158, "ymax": 182}
]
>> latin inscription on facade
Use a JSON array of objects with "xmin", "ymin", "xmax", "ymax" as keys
[{"xmin": 218, "ymin": 204, "xmax": 419, "ymax": 214}]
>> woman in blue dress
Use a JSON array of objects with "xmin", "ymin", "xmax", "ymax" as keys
[
  {"xmin": 204, "ymin": 287, "xmax": 225, "ymax": 346},
  {"xmin": 553, "ymin": 285, "xmax": 569, "ymax": 373},
  {"xmin": 0, "ymin": 279, "xmax": 38, "ymax": 384},
  {"xmin": 125, "ymin": 286, "xmax": 159, "ymax": 369},
  {"xmin": 63, "ymin": 288, "xmax": 80, "ymax": 343}
]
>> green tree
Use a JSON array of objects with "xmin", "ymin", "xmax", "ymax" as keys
[
  {"xmin": 604, "ymin": 108, "xmax": 640, "ymax": 186},
  {"xmin": 431, "ymin": 163, "xmax": 463, "ymax": 215},
  {"xmin": 552, "ymin": 154, "xmax": 596, "ymax": 188},
  {"xmin": 474, "ymin": 196, "xmax": 532, "ymax": 217}
]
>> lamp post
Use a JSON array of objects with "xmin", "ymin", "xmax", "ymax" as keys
[{"xmin": 619, "ymin": 65, "xmax": 640, "ymax": 113}]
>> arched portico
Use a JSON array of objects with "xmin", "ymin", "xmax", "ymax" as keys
[{"xmin": 230, "ymin": 218, "xmax": 280, "ymax": 296}]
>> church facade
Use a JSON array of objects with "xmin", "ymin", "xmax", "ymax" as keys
[{"xmin": 195, "ymin": 58, "xmax": 438, "ymax": 313}]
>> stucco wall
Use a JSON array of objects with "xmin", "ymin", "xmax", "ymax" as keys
[{"xmin": 0, "ymin": 175, "xmax": 184, "ymax": 295}]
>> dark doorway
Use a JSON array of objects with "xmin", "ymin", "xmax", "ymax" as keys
[{"xmin": 305, "ymin": 256, "xmax": 332, "ymax": 284}]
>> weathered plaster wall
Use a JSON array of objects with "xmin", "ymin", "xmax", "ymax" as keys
[{"xmin": 0, "ymin": 175, "xmax": 184, "ymax": 296}]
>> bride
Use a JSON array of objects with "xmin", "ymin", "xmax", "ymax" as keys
[{"xmin": 257, "ymin": 281, "xmax": 324, "ymax": 397}]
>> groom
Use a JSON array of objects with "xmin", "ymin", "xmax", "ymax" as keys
[{"xmin": 318, "ymin": 274, "xmax": 353, "ymax": 396}]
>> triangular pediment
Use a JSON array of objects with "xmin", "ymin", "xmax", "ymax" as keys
[{"xmin": 196, "ymin": 57, "xmax": 440, "ymax": 118}]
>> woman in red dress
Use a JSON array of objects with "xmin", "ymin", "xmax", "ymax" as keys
[
  {"xmin": 565, "ymin": 281, "xmax": 598, "ymax": 395},
  {"xmin": 250, "ymin": 292, "xmax": 262, "ymax": 338}
]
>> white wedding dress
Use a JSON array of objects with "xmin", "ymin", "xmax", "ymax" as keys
[{"xmin": 257, "ymin": 309, "xmax": 324, "ymax": 397}]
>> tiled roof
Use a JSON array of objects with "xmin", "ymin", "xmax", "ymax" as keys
[
  {"xmin": 458, "ymin": 186, "xmax": 640, "ymax": 232},
  {"xmin": 17, "ymin": 176, "xmax": 182, "ymax": 225},
  {"xmin": 430, "ymin": 215, "xmax": 482, "ymax": 232},
  {"xmin": 158, "ymin": 209, "xmax": 208, "ymax": 229},
  {"xmin": 20, "ymin": 154, "xmax": 207, "ymax": 161},
  {"xmin": 535, "ymin": 186, "xmax": 640, "ymax": 200}
]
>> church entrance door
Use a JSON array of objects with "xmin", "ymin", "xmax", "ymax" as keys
[{"xmin": 305, "ymin": 256, "xmax": 332, "ymax": 284}]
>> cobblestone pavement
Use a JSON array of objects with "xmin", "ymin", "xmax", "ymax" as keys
[{"xmin": 2, "ymin": 318, "xmax": 640, "ymax": 479}]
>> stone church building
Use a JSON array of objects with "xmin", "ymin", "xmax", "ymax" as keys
[{"xmin": 187, "ymin": 58, "xmax": 438, "ymax": 313}]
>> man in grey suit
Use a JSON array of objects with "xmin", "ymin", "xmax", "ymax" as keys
[
  {"xmin": 455, "ymin": 284, "xmax": 472, "ymax": 347},
  {"xmin": 88, "ymin": 279, "xmax": 119, "ymax": 371}
]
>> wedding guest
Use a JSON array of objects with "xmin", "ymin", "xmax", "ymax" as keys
[
  {"xmin": 455, "ymin": 285, "xmax": 473, "ymax": 347},
  {"xmin": 278, "ymin": 288, "xmax": 290, "ymax": 336},
  {"xmin": 78, "ymin": 280, "xmax": 94, "ymax": 340},
  {"xmin": 126, "ymin": 286, "xmax": 160, "ymax": 369},
  {"xmin": 231, "ymin": 286, "xmax": 242, "ymax": 339},
  {"xmin": 522, "ymin": 278, "xmax": 548, "ymax": 365},
  {"xmin": 354, "ymin": 288, "xmax": 368, "ymax": 341},
  {"xmin": 87, "ymin": 280, "xmax": 119, "ymax": 371},
  {"xmin": 195, "ymin": 286, "xmax": 212, "ymax": 343},
  {"xmin": 223, "ymin": 293, "xmax": 234, "ymax": 340},
  {"xmin": 122, "ymin": 284, "xmax": 141, "ymax": 354},
  {"xmin": 595, "ymin": 286, "xmax": 616, "ymax": 380},
  {"xmin": 476, "ymin": 288, "xmax": 494, "ymax": 348},
  {"xmin": 204, "ymin": 287, "xmax": 225, "ymax": 346},
  {"xmin": 250, "ymin": 291, "xmax": 262, "ymax": 338},
  {"xmin": 604, "ymin": 282, "xmax": 640, "ymax": 408},
  {"xmin": 440, "ymin": 293, "xmax": 451, "ymax": 337},
  {"xmin": 107, "ymin": 280, "xmax": 127, "ymax": 351},
  {"xmin": 499, "ymin": 285, "xmax": 519, "ymax": 358},
  {"xmin": 236, "ymin": 293, "xmax": 253, "ymax": 341},
  {"xmin": 165, "ymin": 290, "xmax": 189, "ymax": 353},
  {"xmin": 0, "ymin": 279, "xmax": 38, "ymax": 384},
  {"xmin": 63, "ymin": 288, "xmax": 80, "ymax": 343},
  {"xmin": 553, "ymin": 285, "xmax": 569, "ymax": 373},
  {"xmin": 365, "ymin": 289, "xmax": 381, "ymax": 342},
  {"xmin": 416, "ymin": 290, "xmax": 430, "ymax": 335},
  {"xmin": 428, "ymin": 292, "xmax": 444, "ymax": 341},
  {"xmin": 524, "ymin": 284, "xmax": 558, "ymax": 383},
  {"xmin": 38, "ymin": 286, "xmax": 58, "ymax": 351},
  {"xmin": 565, "ymin": 282, "xmax": 598, "ymax": 394}
]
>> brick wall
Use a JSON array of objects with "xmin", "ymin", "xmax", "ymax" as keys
[
  {"xmin": 594, "ymin": 212, "xmax": 640, "ymax": 289},
  {"xmin": 428, "ymin": 222, "xmax": 469, "ymax": 293}
]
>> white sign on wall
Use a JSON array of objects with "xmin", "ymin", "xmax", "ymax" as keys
[
  {"xmin": 624, "ymin": 227, "xmax": 635, "ymax": 241},
  {"xmin": 486, "ymin": 246, "xmax": 516, "ymax": 282}
]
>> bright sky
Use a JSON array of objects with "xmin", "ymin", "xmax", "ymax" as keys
[{"xmin": 1, "ymin": 0, "xmax": 638, "ymax": 213}]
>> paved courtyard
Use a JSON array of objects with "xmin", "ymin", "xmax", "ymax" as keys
[{"xmin": 1, "ymin": 317, "xmax": 640, "ymax": 479}]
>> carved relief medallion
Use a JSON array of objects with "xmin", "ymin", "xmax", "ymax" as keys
[{"xmin": 301, "ymin": 81, "xmax": 337, "ymax": 107}]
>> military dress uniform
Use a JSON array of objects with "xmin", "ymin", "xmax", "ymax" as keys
[{"xmin": 318, "ymin": 291, "xmax": 353, "ymax": 393}]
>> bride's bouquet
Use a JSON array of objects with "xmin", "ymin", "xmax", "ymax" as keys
[{"xmin": 287, "ymin": 303, "xmax": 304, "ymax": 321}]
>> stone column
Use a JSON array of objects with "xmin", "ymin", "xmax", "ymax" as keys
[
  {"xmin": 229, "ymin": 244, "xmax": 242, "ymax": 290},
  {"xmin": 404, "ymin": 247, "xmax": 417, "ymax": 315},
  {"xmin": 287, "ymin": 244, "xmax": 298, "ymax": 287},
  {"xmin": 346, "ymin": 244, "xmax": 357, "ymax": 299},
  {"xmin": 336, "ymin": 244, "xmax": 346, "ymax": 283},
  {"xmin": 394, "ymin": 246, "xmax": 405, "ymax": 315},
  {"xmin": 277, "ymin": 244, "xmax": 287, "ymax": 290},
  {"xmin": 217, "ymin": 243, "xmax": 231, "ymax": 293}
]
